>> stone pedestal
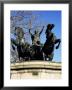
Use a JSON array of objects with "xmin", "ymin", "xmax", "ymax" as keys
[{"xmin": 10, "ymin": 61, "xmax": 61, "ymax": 79}]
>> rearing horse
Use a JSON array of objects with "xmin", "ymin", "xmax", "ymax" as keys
[
  {"xmin": 42, "ymin": 24, "xmax": 61, "ymax": 61},
  {"xmin": 11, "ymin": 27, "xmax": 31, "ymax": 61}
]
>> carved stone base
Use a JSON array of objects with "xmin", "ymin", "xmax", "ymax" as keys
[{"xmin": 10, "ymin": 61, "xmax": 61, "ymax": 79}]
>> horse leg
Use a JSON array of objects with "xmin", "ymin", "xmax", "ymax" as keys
[
  {"xmin": 55, "ymin": 39, "xmax": 60, "ymax": 44},
  {"xmin": 44, "ymin": 55, "xmax": 48, "ymax": 61},
  {"xmin": 48, "ymin": 53, "xmax": 54, "ymax": 61},
  {"xmin": 55, "ymin": 39, "xmax": 61, "ymax": 49}
]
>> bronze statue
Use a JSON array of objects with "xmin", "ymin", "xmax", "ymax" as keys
[
  {"xmin": 11, "ymin": 27, "xmax": 31, "ymax": 61},
  {"xmin": 15, "ymin": 27, "xmax": 25, "ymax": 45},
  {"xmin": 42, "ymin": 24, "xmax": 61, "ymax": 61},
  {"xmin": 11, "ymin": 24, "xmax": 61, "ymax": 62},
  {"xmin": 29, "ymin": 26, "xmax": 44, "ymax": 60},
  {"xmin": 29, "ymin": 26, "xmax": 44, "ymax": 45}
]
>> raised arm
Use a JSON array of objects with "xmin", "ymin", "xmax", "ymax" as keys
[
  {"xmin": 39, "ymin": 26, "xmax": 44, "ymax": 36},
  {"xmin": 29, "ymin": 29, "xmax": 33, "ymax": 36}
]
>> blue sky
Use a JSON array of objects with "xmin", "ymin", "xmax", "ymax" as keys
[{"xmin": 11, "ymin": 11, "xmax": 61, "ymax": 62}]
